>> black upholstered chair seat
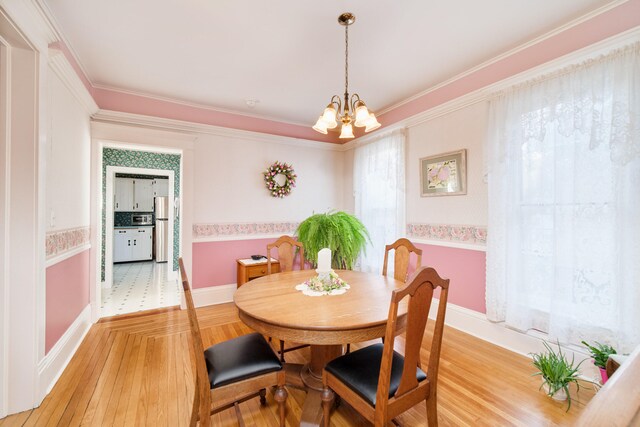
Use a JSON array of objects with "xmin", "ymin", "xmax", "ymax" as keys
[
  {"xmin": 325, "ymin": 343, "xmax": 427, "ymax": 406},
  {"xmin": 204, "ymin": 332, "xmax": 282, "ymax": 389}
]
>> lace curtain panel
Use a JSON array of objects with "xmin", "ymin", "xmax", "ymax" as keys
[
  {"xmin": 354, "ymin": 130, "xmax": 406, "ymax": 275},
  {"xmin": 486, "ymin": 43, "xmax": 640, "ymax": 353}
]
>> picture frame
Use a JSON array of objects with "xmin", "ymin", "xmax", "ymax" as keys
[{"xmin": 420, "ymin": 149, "xmax": 467, "ymax": 197}]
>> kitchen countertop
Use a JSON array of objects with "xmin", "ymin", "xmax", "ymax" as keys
[{"xmin": 114, "ymin": 225, "xmax": 155, "ymax": 229}]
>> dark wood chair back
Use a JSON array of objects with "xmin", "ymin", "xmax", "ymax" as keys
[
  {"xmin": 377, "ymin": 266, "xmax": 449, "ymax": 418},
  {"xmin": 322, "ymin": 266, "xmax": 449, "ymax": 426},
  {"xmin": 179, "ymin": 258, "xmax": 212, "ymax": 427},
  {"xmin": 267, "ymin": 235, "xmax": 305, "ymax": 274},
  {"xmin": 266, "ymin": 236, "xmax": 308, "ymax": 362},
  {"xmin": 180, "ymin": 258, "xmax": 287, "ymax": 426},
  {"xmin": 382, "ymin": 238, "xmax": 423, "ymax": 282}
]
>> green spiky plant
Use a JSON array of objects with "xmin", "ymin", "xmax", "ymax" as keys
[
  {"xmin": 296, "ymin": 211, "xmax": 370, "ymax": 270},
  {"xmin": 531, "ymin": 341, "xmax": 584, "ymax": 411},
  {"xmin": 581, "ymin": 341, "xmax": 616, "ymax": 369}
]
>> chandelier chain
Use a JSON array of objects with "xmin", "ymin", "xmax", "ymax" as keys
[{"xmin": 344, "ymin": 24, "xmax": 349, "ymax": 98}]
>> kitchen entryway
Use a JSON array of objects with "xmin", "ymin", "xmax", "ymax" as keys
[{"xmin": 101, "ymin": 261, "xmax": 181, "ymax": 316}]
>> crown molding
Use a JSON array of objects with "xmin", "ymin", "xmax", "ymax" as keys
[
  {"xmin": 48, "ymin": 49, "xmax": 98, "ymax": 115},
  {"xmin": 344, "ymin": 26, "xmax": 640, "ymax": 151},
  {"xmin": 0, "ymin": 0, "xmax": 59, "ymax": 50},
  {"xmin": 33, "ymin": 0, "xmax": 94, "ymax": 83},
  {"xmin": 91, "ymin": 121, "xmax": 198, "ymax": 151},
  {"xmin": 92, "ymin": 84, "xmax": 310, "ymax": 128},
  {"xmin": 92, "ymin": 110, "xmax": 346, "ymax": 152},
  {"xmin": 376, "ymin": 0, "xmax": 631, "ymax": 116}
]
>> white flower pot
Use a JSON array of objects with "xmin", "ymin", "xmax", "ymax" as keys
[{"xmin": 548, "ymin": 385, "xmax": 567, "ymax": 401}]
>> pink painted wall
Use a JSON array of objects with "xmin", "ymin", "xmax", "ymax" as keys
[
  {"xmin": 45, "ymin": 250, "xmax": 90, "ymax": 354},
  {"xmin": 193, "ymin": 239, "xmax": 486, "ymax": 313},
  {"xmin": 192, "ymin": 239, "xmax": 305, "ymax": 289},
  {"xmin": 412, "ymin": 243, "xmax": 486, "ymax": 313},
  {"xmin": 91, "ymin": 87, "xmax": 338, "ymax": 144}
]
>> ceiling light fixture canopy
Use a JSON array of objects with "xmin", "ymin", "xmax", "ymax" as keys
[{"xmin": 312, "ymin": 13, "xmax": 380, "ymax": 139}]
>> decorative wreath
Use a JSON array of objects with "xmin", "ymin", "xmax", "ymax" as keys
[{"xmin": 263, "ymin": 161, "xmax": 297, "ymax": 198}]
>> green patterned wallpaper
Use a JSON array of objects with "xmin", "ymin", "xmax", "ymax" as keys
[{"xmin": 102, "ymin": 148, "xmax": 181, "ymax": 281}]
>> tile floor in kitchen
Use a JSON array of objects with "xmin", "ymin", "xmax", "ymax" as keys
[{"xmin": 101, "ymin": 261, "xmax": 181, "ymax": 317}]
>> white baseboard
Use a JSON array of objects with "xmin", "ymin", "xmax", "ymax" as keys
[
  {"xmin": 191, "ymin": 284, "xmax": 237, "ymax": 308},
  {"xmin": 37, "ymin": 305, "xmax": 92, "ymax": 400},
  {"xmin": 430, "ymin": 299, "xmax": 600, "ymax": 380}
]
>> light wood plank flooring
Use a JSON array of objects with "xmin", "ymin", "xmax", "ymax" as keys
[{"xmin": 0, "ymin": 303, "xmax": 595, "ymax": 426}]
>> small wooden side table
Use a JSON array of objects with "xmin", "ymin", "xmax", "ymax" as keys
[{"xmin": 236, "ymin": 258, "xmax": 280, "ymax": 288}]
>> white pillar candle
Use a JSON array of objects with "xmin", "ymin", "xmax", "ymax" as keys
[{"xmin": 317, "ymin": 248, "xmax": 331, "ymax": 272}]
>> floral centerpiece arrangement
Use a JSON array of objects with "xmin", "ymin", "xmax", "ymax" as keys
[
  {"xmin": 295, "ymin": 248, "xmax": 350, "ymax": 296},
  {"xmin": 305, "ymin": 271, "xmax": 349, "ymax": 293}
]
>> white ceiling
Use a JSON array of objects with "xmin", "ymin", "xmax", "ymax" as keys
[{"xmin": 43, "ymin": 0, "xmax": 614, "ymax": 125}]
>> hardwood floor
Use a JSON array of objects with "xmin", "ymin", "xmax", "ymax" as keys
[{"xmin": 0, "ymin": 303, "xmax": 595, "ymax": 426}]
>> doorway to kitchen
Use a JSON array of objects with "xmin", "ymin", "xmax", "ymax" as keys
[{"xmin": 103, "ymin": 166, "xmax": 179, "ymax": 317}]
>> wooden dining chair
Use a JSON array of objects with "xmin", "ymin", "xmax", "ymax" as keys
[
  {"xmin": 322, "ymin": 266, "xmax": 449, "ymax": 427},
  {"xmin": 267, "ymin": 235, "xmax": 305, "ymax": 275},
  {"xmin": 346, "ymin": 237, "xmax": 423, "ymax": 354},
  {"xmin": 266, "ymin": 235, "xmax": 308, "ymax": 362},
  {"xmin": 179, "ymin": 258, "xmax": 287, "ymax": 426},
  {"xmin": 382, "ymin": 238, "xmax": 423, "ymax": 283}
]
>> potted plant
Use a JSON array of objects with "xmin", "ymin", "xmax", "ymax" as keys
[
  {"xmin": 581, "ymin": 340, "xmax": 616, "ymax": 384},
  {"xmin": 296, "ymin": 211, "xmax": 370, "ymax": 270},
  {"xmin": 531, "ymin": 341, "xmax": 584, "ymax": 410}
]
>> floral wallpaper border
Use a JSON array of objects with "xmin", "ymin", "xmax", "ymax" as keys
[
  {"xmin": 193, "ymin": 222, "xmax": 300, "ymax": 239},
  {"xmin": 46, "ymin": 226, "xmax": 91, "ymax": 259},
  {"xmin": 407, "ymin": 223, "xmax": 487, "ymax": 245}
]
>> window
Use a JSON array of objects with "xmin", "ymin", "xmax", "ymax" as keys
[
  {"xmin": 486, "ymin": 43, "xmax": 640, "ymax": 352},
  {"xmin": 354, "ymin": 130, "xmax": 406, "ymax": 274}
]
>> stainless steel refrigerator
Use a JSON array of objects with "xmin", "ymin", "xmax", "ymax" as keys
[{"xmin": 154, "ymin": 197, "xmax": 169, "ymax": 263}]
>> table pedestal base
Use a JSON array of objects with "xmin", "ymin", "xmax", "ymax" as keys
[{"xmin": 284, "ymin": 344, "xmax": 343, "ymax": 426}]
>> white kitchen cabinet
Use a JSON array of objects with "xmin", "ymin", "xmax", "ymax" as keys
[
  {"xmin": 113, "ymin": 229, "xmax": 133, "ymax": 262},
  {"xmin": 113, "ymin": 178, "xmax": 155, "ymax": 212},
  {"xmin": 131, "ymin": 228, "xmax": 153, "ymax": 260},
  {"xmin": 134, "ymin": 179, "xmax": 154, "ymax": 211},
  {"xmin": 153, "ymin": 178, "xmax": 169, "ymax": 197},
  {"xmin": 113, "ymin": 227, "xmax": 153, "ymax": 262},
  {"xmin": 114, "ymin": 178, "xmax": 134, "ymax": 211}
]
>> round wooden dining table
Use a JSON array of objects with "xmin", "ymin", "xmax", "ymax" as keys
[{"xmin": 234, "ymin": 269, "xmax": 408, "ymax": 426}]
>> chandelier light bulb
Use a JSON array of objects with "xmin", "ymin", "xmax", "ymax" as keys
[
  {"xmin": 339, "ymin": 122, "xmax": 355, "ymax": 139},
  {"xmin": 354, "ymin": 102, "xmax": 371, "ymax": 127},
  {"xmin": 313, "ymin": 116, "xmax": 329, "ymax": 134},
  {"xmin": 322, "ymin": 106, "xmax": 338, "ymax": 129},
  {"xmin": 364, "ymin": 113, "xmax": 381, "ymax": 132}
]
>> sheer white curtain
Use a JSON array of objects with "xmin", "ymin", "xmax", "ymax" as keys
[
  {"xmin": 486, "ymin": 43, "xmax": 640, "ymax": 353},
  {"xmin": 354, "ymin": 130, "xmax": 406, "ymax": 274}
]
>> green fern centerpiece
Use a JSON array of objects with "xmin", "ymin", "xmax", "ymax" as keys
[{"xmin": 296, "ymin": 211, "xmax": 370, "ymax": 270}]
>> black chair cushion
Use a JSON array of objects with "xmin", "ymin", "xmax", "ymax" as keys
[
  {"xmin": 325, "ymin": 343, "xmax": 427, "ymax": 406},
  {"xmin": 204, "ymin": 332, "xmax": 282, "ymax": 389}
]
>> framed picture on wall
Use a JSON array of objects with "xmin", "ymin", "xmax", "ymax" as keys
[{"xmin": 420, "ymin": 149, "xmax": 467, "ymax": 197}]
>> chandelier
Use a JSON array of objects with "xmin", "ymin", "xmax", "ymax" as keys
[{"xmin": 312, "ymin": 13, "xmax": 381, "ymax": 139}]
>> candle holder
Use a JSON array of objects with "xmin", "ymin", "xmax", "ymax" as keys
[{"xmin": 316, "ymin": 269, "xmax": 331, "ymax": 282}]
